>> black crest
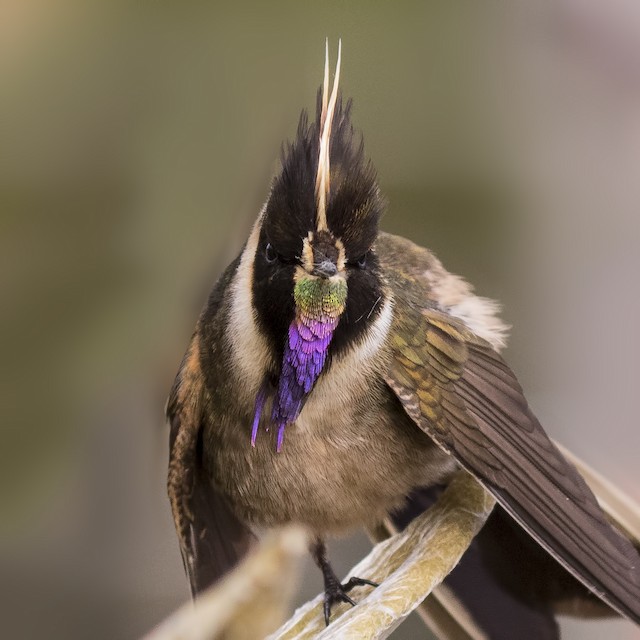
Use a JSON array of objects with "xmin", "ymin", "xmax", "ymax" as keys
[{"xmin": 264, "ymin": 91, "xmax": 384, "ymax": 261}]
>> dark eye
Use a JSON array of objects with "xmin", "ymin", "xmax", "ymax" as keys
[
  {"xmin": 355, "ymin": 253, "xmax": 368, "ymax": 269},
  {"xmin": 265, "ymin": 243, "xmax": 277, "ymax": 264}
]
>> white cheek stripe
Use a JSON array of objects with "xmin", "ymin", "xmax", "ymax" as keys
[
  {"xmin": 298, "ymin": 295, "xmax": 394, "ymax": 428},
  {"xmin": 227, "ymin": 208, "xmax": 273, "ymax": 396}
]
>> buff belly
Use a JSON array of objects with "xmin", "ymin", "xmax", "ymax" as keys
[{"xmin": 209, "ymin": 397, "xmax": 456, "ymax": 535}]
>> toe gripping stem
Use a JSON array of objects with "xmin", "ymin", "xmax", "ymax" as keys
[{"xmin": 310, "ymin": 538, "xmax": 378, "ymax": 625}]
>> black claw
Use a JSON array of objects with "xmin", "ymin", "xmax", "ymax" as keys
[
  {"xmin": 343, "ymin": 576, "xmax": 379, "ymax": 591},
  {"xmin": 323, "ymin": 577, "xmax": 373, "ymax": 625},
  {"xmin": 311, "ymin": 538, "xmax": 378, "ymax": 625}
]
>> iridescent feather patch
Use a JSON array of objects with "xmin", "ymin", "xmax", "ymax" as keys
[{"xmin": 252, "ymin": 277, "xmax": 347, "ymax": 451}]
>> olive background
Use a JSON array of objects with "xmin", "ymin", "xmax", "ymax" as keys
[{"xmin": 2, "ymin": 2, "xmax": 639, "ymax": 639}]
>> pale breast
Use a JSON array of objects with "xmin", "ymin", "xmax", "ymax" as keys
[{"xmin": 208, "ymin": 376, "xmax": 455, "ymax": 535}]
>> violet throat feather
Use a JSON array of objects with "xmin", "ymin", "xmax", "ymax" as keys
[{"xmin": 251, "ymin": 276, "xmax": 347, "ymax": 451}]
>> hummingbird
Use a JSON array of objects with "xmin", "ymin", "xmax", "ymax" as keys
[{"xmin": 166, "ymin": 42, "xmax": 640, "ymax": 637}]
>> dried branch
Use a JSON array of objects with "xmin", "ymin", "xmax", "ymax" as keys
[{"xmin": 144, "ymin": 526, "xmax": 308, "ymax": 640}]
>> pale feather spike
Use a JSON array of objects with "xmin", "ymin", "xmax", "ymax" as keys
[
  {"xmin": 323, "ymin": 39, "xmax": 342, "ymax": 197},
  {"xmin": 321, "ymin": 38, "xmax": 329, "ymax": 129},
  {"xmin": 315, "ymin": 39, "xmax": 342, "ymax": 233}
]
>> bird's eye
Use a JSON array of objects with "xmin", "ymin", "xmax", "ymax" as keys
[
  {"xmin": 265, "ymin": 243, "xmax": 278, "ymax": 264},
  {"xmin": 356, "ymin": 253, "xmax": 368, "ymax": 269}
]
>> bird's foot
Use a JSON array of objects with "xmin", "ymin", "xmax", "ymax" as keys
[
  {"xmin": 322, "ymin": 575, "xmax": 378, "ymax": 625},
  {"xmin": 311, "ymin": 538, "xmax": 378, "ymax": 625}
]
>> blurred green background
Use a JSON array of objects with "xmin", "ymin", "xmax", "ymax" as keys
[{"xmin": 2, "ymin": 2, "xmax": 639, "ymax": 639}]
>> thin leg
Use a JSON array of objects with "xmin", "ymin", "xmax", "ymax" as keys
[{"xmin": 310, "ymin": 537, "xmax": 378, "ymax": 625}]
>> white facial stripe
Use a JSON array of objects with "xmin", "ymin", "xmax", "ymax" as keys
[
  {"xmin": 301, "ymin": 234, "xmax": 314, "ymax": 272},
  {"xmin": 296, "ymin": 295, "xmax": 394, "ymax": 430},
  {"xmin": 227, "ymin": 208, "xmax": 274, "ymax": 396},
  {"xmin": 335, "ymin": 238, "xmax": 346, "ymax": 272}
]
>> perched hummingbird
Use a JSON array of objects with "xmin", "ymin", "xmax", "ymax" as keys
[{"xmin": 167, "ymin": 43, "xmax": 640, "ymax": 638}]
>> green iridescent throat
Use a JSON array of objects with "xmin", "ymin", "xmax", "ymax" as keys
[{"xmin": 294, "ymin": 276, "xmax": 347, "ymax": 319}]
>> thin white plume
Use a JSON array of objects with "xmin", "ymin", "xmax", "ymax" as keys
[
  {"xmin": 315, "ymin": 39, "xmax": 341, "ymax": 232},
  {"xmin": 321, "ymin": 39, "xmax": 329, "ymax": 129}
]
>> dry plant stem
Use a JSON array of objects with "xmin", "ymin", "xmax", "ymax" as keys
[
  {"xmin": 269, "ymin": 471, "xmax": 496, "ymax": 640},
  {"xmin": 144, "ymin": 526, "xmax": 307, "ymax": 640}
]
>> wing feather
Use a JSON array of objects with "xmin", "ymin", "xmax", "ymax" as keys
[{"xmin": 380, "ymin": 239, "xmax": 640, "ymax": 624}]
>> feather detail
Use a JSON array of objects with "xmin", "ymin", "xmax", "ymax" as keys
[
  {"xmin": 316, "ymin": 39, "xmax": 342, "ymax": 232},
  {"xmin": 250, "ymin": 384, "xmax": 268, "ymax": 447},
  {"xmin": 251, "ymin": 276, "xmax": 347, "ymax": 451}
]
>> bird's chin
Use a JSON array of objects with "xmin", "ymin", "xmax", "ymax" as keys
[{"xmin": 293, "ymin": 273, "xmax": 347, "ymax": 321}]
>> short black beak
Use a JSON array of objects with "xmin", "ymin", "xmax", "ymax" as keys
[{"xmin": 313, "ymin": 260, "xmax": 338, "ymax": 278}]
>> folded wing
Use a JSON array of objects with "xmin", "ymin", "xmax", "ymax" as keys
[
  {"xmin": 384, "ymin": 286, "xmax": 640, "ymax": 624},
  {"xmin": 167, "ymin": 334, "xmax": 256, "ymax": 596}
]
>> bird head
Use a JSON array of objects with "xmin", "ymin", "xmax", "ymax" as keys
[{"xmin": 246, "ymin": 42, "xmax": 387, "ymax": 449}]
